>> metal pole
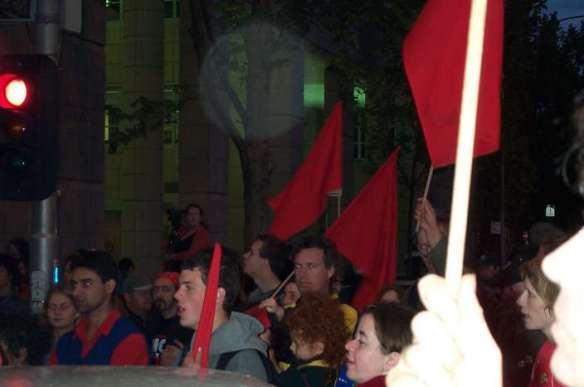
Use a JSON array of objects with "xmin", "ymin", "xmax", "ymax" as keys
[
  {"xmin": 30, "ymin": 194, "xmax": 59, "ymax": 314},
  {"xmin": 30, "ymin": 0, "xmax": 61, "ymax": 314}
]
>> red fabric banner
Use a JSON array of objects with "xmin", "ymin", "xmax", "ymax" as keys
[
  {"xmin": 325, "ymin": 148, "xmax": 400, "ymax": 311},
  {"xmin": 403, "ymin": 0, "xmax": 503, "ymax": 168},
  {"xmin": 268, "ymin": 102, "xmax": 343, "ymax": 240}
]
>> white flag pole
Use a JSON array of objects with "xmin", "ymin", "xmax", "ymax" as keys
[{"xmin": 445, "ymin": 0, "xmax": 489, "ymax": 293}]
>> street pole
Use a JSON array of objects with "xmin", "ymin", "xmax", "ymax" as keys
[{"xmin": 30, "ymin": 0, "xmax": 61, "ymax": 314}]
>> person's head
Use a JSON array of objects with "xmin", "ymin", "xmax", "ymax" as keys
[
  {"xmin": 517, "ymin": 256, "xmax": 559, "ymax": 335},
  {"xmin": 0, "ymin": 313, "xmax": 50, "ymax": 366},
  {"xmin": 345, "ymin": 303, "xmax": 416, "ymax": 384},
  {"xmin": 292, "ymin": 236, "xmax": 338, "ymax": 296},
  {"xmin": 118, "ymin": 258, "xmax": 135, "ymax": 278},
  {"xmin": 242, "ymin": 234, "xmax": 290, "ymax": 281},
  {"xmin": 175, "ymin": 247, "xmax": 240, "ymax": 329},
  {"xmin": 153, "ymin": 272, "xmax": 179, "ymax": 315},
  {"xmin": 475, "ymin": 253, "xmax": 500, "ymax": 283},
  {"xmin": 282, "ymin": 280, "xmax": 301, "ymax": 307},
  {"xmin": 6, "ymin": 238, "xmax": 28, "ymax": 261},
  {"xmin": 122, "ymin": 274, "xmax": 153, "ymax": 318},
  {"xmin": 185, "ymin": 204, "xmax": 204, "ymax": 228},
  {"xmin": 377, "ymin": 285, "xmax": 401, "ymax": 304},
  {"xmin": 0, "ymin": 254, "xmax": 18, "ymax": 293},
  {"xmin": 45, "ymin": 288, "xmax": 79, "ymax": 334},
  {"xmin": 69, "ymin": 250, "xmax": 118, "ymax": 315},
  {"xmin": 286, "ymin": 292, "xmax": 347, "ymax": 367},
  {"xmin": 542, "ymin": 228, "xmax": 584, "ymax": 387}
]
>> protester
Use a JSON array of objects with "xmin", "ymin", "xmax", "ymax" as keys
[
  {"xmin": 45, "ymin": 287, "xmax": 79, "ymax": 359},
  {"xmin": 346, "ymin": 303, "xmax": 415, "ymax": 386},
  {"xmin": 282, "ymin": 280, "xmax": 301, "ymax": 308},
  {"xmin": 50, "ymin": 250, "xmax": 148, "ymax": 365},
  {"xmin": 518, "ymin": 255, "xmax": 565, "ymax": 386},
  {"xmin": 168, "ymin": 204, "xmax": 211, "ymax": 261},
  {"xmin": 0, "ymin": 254, "xmax": 27, "ymax": 317},
  {"xmin": 275, "ymin": 293, "xmax": 347, "ymax": 387},
  {"xmin": 175, "ymin": 247, "xmax": 269, "ymax": 381},
  {"xmin": 147, "ymin": 271, "xmax": 193, "ymax": 365},
  {"xmin": 377, "ymin": 285, "xmax": 401, "ymax": 304},
  {"xmin": 120, "ymin": 273, "xmax": 153, "ymax": 332},
  {"xmin": 240, "ymin": 234, "xmax": 291, "ymax": 309},
  {"xmin": 0, "ymin": 312, "xmax": 50, "ymax": 366}
]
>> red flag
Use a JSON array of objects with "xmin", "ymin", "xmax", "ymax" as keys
[
  {"xmin": 403, "ymin": 0, "xmax": 503, "ymax": 168},
  {"xmin": 268, "ymin": 102, "xmax": 343, "ymax": 240},
  {"xmin": 191, "ymin": 243, "xmax": 222, "ymax": 368},
  {"xmin": 325, "ymin": 148, "xmax": 400, "ymax": 310}
]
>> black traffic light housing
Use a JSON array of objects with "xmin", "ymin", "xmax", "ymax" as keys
[{"xmin": 0, "ymin": 55, "xmax": 58, "ymax": 201}]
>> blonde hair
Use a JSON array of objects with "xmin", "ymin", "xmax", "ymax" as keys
[{"xmin": 520, "ymin": 256, "xmax": 559, "ymax": 307}]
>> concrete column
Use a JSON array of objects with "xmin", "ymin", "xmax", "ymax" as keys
[{"xmin": 120, "ymin": 1, "xmax": 164, "ymax": 275}]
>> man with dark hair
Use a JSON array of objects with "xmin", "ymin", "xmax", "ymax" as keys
[
  {"xmin": 0, "ymin": 254, "xmax": 27, "ymax": 317},
  {"xmin": 241, "ymin": 234, "xmax": 291, "ymax": 308},
  {"xmin": 146, "ymin": 271, "xmax": 193, "ymax": 365},
  {"xmin": 175, "ymin": 247, "xmax": 269, "ymax": 381},
  {"xmin": 50, "ymin": 250, "xmax": 148, "ymax": 365}
]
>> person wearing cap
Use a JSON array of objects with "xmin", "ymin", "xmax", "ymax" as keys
[
  {"xmin": 146, "ymin": 271, "xmax": 193, "ymax": 365},
  {"xmin": 50, "ymin": 250, "xmax": 148, "ymax": 365},
  {"xmin": 121, "ymin": 274, "xmax": 153, "ymax": 332}
]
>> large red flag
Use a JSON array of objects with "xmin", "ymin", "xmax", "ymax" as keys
[
  {"xmin": 268, "ymin": 102, "xmax": 343, "ymax": 240},
  {"xmin": 403, "ymin": 0, "xmax": 503, "ymax": 168},
  {"xmin": 191, "ymin": 243, "xmax": 222, "ymax": 369},
  {"xmin": 325, "ymin": 148, "xmax": 400, "ymax": 310}
]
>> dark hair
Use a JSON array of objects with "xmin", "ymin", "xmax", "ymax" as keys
[
  {"xmin": 256, "ymin": 234, "xmax": 292, "ymax": 280},
  {"xmin": 0, "ymin": 312, "xmax": 51, "ymax": 365},
  {"xmin": 118, "ymin": 258, "xmax": 135, "ymax": 278},
  {"xmin": 181, "ymin": 247, "xmax": 241, "ymax": 314},
  {"xmin": 70, "ymin": 250, "xmax": 119, "ymax": 290},
  {"xmin": 8, "ymin": 238, "xmax": 29, "ymax": 260},
  {"xmin": 185, "ymin": 203, "xmax": 207, "ymax": 229},
  {"xmin": 363, "ymin": 303, "xmax": 416, "ymax": 354},
  {"xmin": 0, "ymin": 254, "xmax": 19, "ymax": 290},
  {"xmin": 290, "ymin": 236, "xmax": 339, "ymax": 270}
]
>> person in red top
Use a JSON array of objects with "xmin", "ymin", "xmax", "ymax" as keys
[
  {"xmin": 168, "ymin": 204, "xmax": 211, "ymax": 261},
  {"xmin": 49, "ymin": 250, "xmax": 148, "ymax": 365},
  {"xmin": 518, "ymin": 238, "xmax": 566, "ymax": 387}
]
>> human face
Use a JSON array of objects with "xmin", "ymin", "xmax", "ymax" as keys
[
  {"xmin": 70, "ymin": 268, "xmax": 113, "ymax": 315},
  {"xmin": 127, "ymin": 289, "xmax": 152, "ymax": 317},
  {"xmin": 283, "ymin": 282, "xmax": 301, "ymax": 307},
  {"xmin": 175, "ymin": 268, "xmax": 206, "ymax": 329},
  {"xmin": 186, "ymin": 207, "xmax": 201, "ymax": 228},
  {"xmin": 153, "ymin": 277, "xmax": 176, "ymax": 313},
  {"xmin": 542, "ymin": 229, "xmax": 584, "ymax": 387},
  {"xmin": 47, "ymin": 292, "xmax": 77, "ymax": 331},
  {"xmin": 294, "ymin": 248, "xmax": 334, "ymax": 295},
  {"xmin": 516, "ymin": 278, "xmax": 554, "ymax": 333},
  {"xmin": 242, "ymin": 240, "xmax": 264, "ymax": 277},
  {"xmin": 345, "ymin": 314, "xmax": 391, "ymax": 384},
  {"xmin": 290, "ymin": 332, "xmax": 322, "ymax": 362}
]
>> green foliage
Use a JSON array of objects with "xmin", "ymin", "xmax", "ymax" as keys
[{"xmin": 105, "ymin": 97, "xmax": 179, "ymax": 153}]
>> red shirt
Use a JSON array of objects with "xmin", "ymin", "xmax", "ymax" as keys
[
  {"xmin": 529, "ymin": 341, "xmax": 565, "ymax": 387},
  {"xmin": 49, "ymin": 309, "xmax": 148, "ymax": 366},
  {"xmin": 170, "ymin": 227, "xmax": 211, "ymax": 261}
]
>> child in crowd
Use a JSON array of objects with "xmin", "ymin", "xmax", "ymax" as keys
[{"xmin": 276, "ymin": 293, "xmax": 348, "ymax": 387}]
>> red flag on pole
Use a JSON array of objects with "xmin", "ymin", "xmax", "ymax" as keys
[
  {"xmin": 403, "ymin": 0, "xmax": 503, "ymax": 168},
  {"xmin": 325, "ymin": 148, "xmax": 400, "ymax": 310},
  {"xmin": 191, "ymin": 243, "xmax": 222, "ymax": 369},
  {"xmin": 268, "ymin": 102, "xmax": 343, "ymax": 240}
]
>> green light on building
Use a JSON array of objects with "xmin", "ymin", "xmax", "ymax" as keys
[
  {"xmin": 354, "ymin": 87, "xmax": 366, "ymax": 108},
  {"xmin": 304, "ymin": 84, "xmax": 324, "ymax": 108}
]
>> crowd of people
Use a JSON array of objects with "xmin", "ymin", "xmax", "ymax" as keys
[{"xmin": 0, "ymin": 98, "xmax": 583, "ymax": 387}]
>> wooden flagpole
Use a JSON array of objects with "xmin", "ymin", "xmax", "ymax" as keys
[{"xmin": 445, "ymin": 0, "xmax": 489, "ymax": 293}]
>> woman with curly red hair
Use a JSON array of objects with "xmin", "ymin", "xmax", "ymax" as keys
[{"xmin": 276, "ymin": 292, "xmax": 349, "ymax": 387}]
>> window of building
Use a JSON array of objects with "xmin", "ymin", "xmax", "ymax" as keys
[
  {"xmin": 353, "ymin": 87, "xmax": 366, "ymax": 160},
  {"xmin": 164, "ymin": 0, "xmax": 180, "ymax": 18},
  {"xmin": 105, "ymin": 0, "xmax": 121, "ymax": 14}
]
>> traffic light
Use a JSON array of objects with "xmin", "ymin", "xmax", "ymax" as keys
[{"xmin": 0, "ymin": 55, "xmax": 58, "ymax": 200}]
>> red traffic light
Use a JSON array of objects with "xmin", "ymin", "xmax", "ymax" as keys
[{"xmin": 0, "ymin": 73, "xmax": 29, "ymax": 108}]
